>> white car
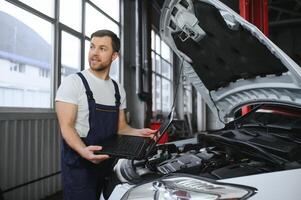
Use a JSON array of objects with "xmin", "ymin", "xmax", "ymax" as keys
[{"xmin": 103, "ymin": 0, "xmax": 301, "ymax": 199}]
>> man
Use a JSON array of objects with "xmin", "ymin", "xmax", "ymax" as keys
[{"xmin": 55, "ymin": 29, "xmax": 156, "ymax": 200}]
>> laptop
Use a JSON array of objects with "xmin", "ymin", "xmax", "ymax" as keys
[{"xmin": 94, "ymin": 109, "xmax": 174, "ymax": 160}]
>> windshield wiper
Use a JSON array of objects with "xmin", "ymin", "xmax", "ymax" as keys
[
  {"xmin": 240, "ymin": 123, "xmax": 292, "ymax": 130},
  {"xmin": 238, "ymin": 125, "xmax": 301, "ymax": 145}
]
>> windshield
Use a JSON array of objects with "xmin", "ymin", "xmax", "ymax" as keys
[{"xmin": 239, "ymin": 104, "xmax": 301, "ymax": 130}]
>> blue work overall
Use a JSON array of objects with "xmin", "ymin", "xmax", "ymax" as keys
[{"xmin": 61, "ymin": 72, "xmax": 120, "ymax": 200}]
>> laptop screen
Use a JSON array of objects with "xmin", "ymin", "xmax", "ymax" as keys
[{"xmin": 153, "ymin": 108, "xmax": 174, "ymax": 143}]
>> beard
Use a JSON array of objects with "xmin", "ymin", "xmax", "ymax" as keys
[{"xmin": 89, "ymin": 61, "xmax": 111, "ymax": 72}]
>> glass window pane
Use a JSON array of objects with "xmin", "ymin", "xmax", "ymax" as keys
[
  {"xmin": 151, "ymin": 52, "xmax": 155, "ymax": 71},
  {"xmin": 60, "ymin": 0, "xmax": 82, "ymax": 32},
  {"xmin": 90, "ymin": 0, "xmax": 120, "ymax": 22},
  {"xmin": 152, "ymin": 73, "xmax": 156, "ymax": 111},
  {"xmin": 151, "ymin": 30, "xmax": 155, "ymax": 50},
  {"xmin": 110, "ymin": 58, "xmax": 119, "ymax": 81},
  {"xmin": 155, "ymin": 55, "xmax": 161, "ymax": 73},
  {"xmin": 161, "ymin": 41, "xmax": 171, "ymax": 62},
  {"xmin": 85, "ymin": 39, "xmax": 90, "ymax": 69},
  {"xmin": 0, "ymin": 2, "xmax": 53, "ymax": 108},
  {"xmin": 61, "ymin": 31, "xmax": 81, "ymax": 79},
  {"xmin": 155, "ymin": 34, "xmax": 161, "ymax": 54},
  {"xmin": 19, "ymin": 0, "xmax": 54, "ymax": 17},
  {"xmin": 184, "ymin": 88, "xmax": 192, "ymax": 113},
  {"xmin": 85, "ymin": 3, "xmax": 119, "ymax": 38},
  {"xmin": 183, "ymin": 79, "xmax": 192, "ymax": 114},
  {"xmin": 162, "ymin": 60, "xmax": 171, "ymax": 79},
  {"xmin": 151, "ymin": 30, "xmax": 173, "ymax": 113},
  {"xmin": 162, "ymin": 79, "xmax": 171, "ymax": 112},
  {"xmin": 155, "ymin": 76, "xmax": 161, "ymax": 111}
]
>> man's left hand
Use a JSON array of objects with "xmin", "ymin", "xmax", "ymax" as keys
[{"xmin": 135, "ymin": 128, "xmax": 157, "ymax": 138}]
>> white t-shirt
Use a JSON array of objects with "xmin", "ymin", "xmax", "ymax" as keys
[{"xmin": 55, "ymin": 69, "xmax": 126, "ymax": 137}]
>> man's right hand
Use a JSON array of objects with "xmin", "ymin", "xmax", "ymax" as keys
[{"xmin": 79, "ymin": 145, "xmax": 110, "ymax": 164}]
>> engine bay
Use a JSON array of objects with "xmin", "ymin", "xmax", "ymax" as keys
[{"xmin": 115, "ymin": 126, "xmax": 301, "ymax": 185}]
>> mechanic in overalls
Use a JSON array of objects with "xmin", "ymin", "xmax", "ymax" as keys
[{"xmin": 55, "ymin": 29, "xmax": 156, "ymax": 200}]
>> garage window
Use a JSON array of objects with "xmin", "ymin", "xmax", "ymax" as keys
[{"xmin": 151, "ymin": 30, "xmax": 173, "ymax": 114}]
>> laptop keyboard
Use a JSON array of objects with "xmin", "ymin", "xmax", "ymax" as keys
[{"xmin": 114, "ymin": 136, "xmax": 150, "ymax": 154}]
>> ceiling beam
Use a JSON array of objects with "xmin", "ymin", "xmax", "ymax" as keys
[
  {"xmin": 269, "ymin": 5, "xmax": 301, "ymax": 17},
  {"xmin": 270, "ymin": 18, "xmax": 301, "ymax": 27}
]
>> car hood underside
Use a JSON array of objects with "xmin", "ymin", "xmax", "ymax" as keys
[{"xmin": 160, "ymin": 0, "xmax": 301, "ymax": 124}]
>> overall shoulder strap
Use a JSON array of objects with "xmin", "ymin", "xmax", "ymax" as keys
[
  {"xmin": 76, "ymin": 72, "xmax": 95, "ymax": 130},
  {"xmin": 111, "ymin": 79, "xmax": 121, "ymax": 107},
  {"xmin": 77, "ymin": 72, "xmax": 94, "ymax": 101}
]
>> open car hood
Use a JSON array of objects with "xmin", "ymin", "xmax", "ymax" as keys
[{"xmin": 160, "ymin": 0, "xmax": 301, "ymax": 124}]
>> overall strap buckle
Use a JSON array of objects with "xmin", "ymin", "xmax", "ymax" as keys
[
  {"xmin": 86, "ymin": 91, "xmax": 94, "ymax": 101},
  {"xmin": 115, "ymin": 93, "xmax": 121, "ymax": 106},
  {"xmin": 112, "ymin": 79, "xmax": 121, "ymax": 107}
]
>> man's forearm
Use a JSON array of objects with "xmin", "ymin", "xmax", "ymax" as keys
[
  {"xmin": 117, "ymin": 110, "xmax": 156, "ymax": 138},
  {"xmin": 118, "ymin": 124, "xmax": 138, "ymax": 136},
  {"xmin": 60, "ymin": 126, "xmax": 87, "ymax": 156}
]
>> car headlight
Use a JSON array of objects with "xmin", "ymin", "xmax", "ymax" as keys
[{"xmin": 121, "ymin": 173, "xmax": 256, "ymax": 200}]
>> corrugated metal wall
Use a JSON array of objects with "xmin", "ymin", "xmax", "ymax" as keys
[{"xmin": 0, "ymin": 112, "xmax": 61, "ymax": 200}]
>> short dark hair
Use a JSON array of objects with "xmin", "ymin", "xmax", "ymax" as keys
[{"xmin": 91, "ymin": 30, "xmax": 120, "ymax": 52}]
